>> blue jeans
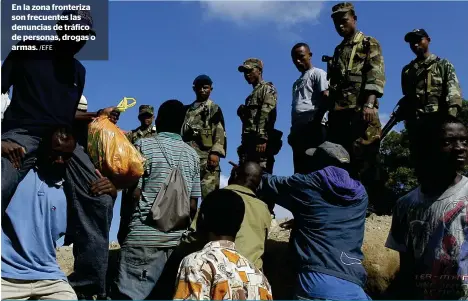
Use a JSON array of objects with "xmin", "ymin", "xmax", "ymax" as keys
[
  {"xmin": 112, "ymin": 245, "xmax": 175, "ymax": 300},
  {"xmin": 1, "ymin": 128, "xmax": 114, "ymax": 297}
]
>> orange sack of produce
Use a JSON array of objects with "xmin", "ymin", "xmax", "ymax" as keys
[{"xmin": 87, "ymin": 116, "xmax": 146, "ymax": 189}]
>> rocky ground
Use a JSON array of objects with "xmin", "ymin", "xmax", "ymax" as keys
[{"xmin": 57, "ymin": 214, "xmax": 399, "ymax": 299}]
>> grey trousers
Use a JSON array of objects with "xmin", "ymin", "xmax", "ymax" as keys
[
  {"xmin": 1, "ymin": 128, "xmax": 114, "ymax": 297},
  {"xmin": 112, "ymin": 246, "xmax": 174, "ymax": 300}
]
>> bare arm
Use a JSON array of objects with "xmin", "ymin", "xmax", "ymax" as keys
[
  {"xmin": 75, "ymin": 110, "xmax": 99, "ymax": 122},
  {"xmin": 75, "ymin": 107, "xmax": 120, "ymax": 123},
  {"xmin": 190, "ymin": 198, "xmax": 198, "ymax": 220}
]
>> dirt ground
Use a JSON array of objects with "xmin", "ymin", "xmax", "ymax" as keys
[{"xmin": 57, "ymin": 214, "xmax": 399, "ymax": 299}]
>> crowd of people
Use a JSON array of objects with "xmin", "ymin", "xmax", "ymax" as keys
[{"xmin": 1, "ymin": 1, "xmax": 466, "ymax": 301}]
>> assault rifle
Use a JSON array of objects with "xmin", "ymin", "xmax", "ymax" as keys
[
  {"xmin": 322, "ymin": 55, "xmax": 333, "ymax": 81},
  {"xmin": 381, "ymin": 96, "xmax": 409, "ymax": 140}
]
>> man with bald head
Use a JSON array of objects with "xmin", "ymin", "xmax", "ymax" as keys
[
  {"xmin": 187, "ymin": 161, "xmax": 271, "ymax": 270},
  {"xmin": 222, "ymin": 161, "xmax": 273, "ymax": 270}
]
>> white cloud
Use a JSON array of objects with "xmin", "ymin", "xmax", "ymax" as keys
[
  {"xmin": 220, "ymin": 173, "xmax": 229, "ymax": 188},
  {"xmin": 199, "ymin": 1, "xmax": 325, "ymax": 39}
]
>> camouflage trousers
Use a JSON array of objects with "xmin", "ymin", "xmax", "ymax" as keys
[
  {"xmin": 237, "ymin": 143, "xmax": 275, "ymax": 174},
  {"xmin": 328, "ymin": 108, "xmax": 384, "ymax": 211},
  {"xmin": 200, "ymin": 159, "xmax": 220, "ymax": 201}
]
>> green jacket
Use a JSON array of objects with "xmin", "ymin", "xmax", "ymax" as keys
[
  {"xmin": 329, "ymin": 30, "xmax": 386, "ymax": 111},
  {"xmin": 182, "ymin": 99, "xmax": 227, "ymax": 160},
  {"xmin": 401, "ymin": 53, "xmax": 462, "ymax": 117},
  {"xmin": 240, "ymin": 80, "xmax": 278, "ymax": 142},
  {"xmin": 125, "ymin": 125, "xmax": 156, "ymax": 145},
  {"xmin": 186, "ymin": 184, "xmax": 272, "ymax": 269}
]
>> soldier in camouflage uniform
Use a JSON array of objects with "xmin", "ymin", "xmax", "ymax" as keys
[
  {"xmin": 182, "ymin": 75, "xmax": 227, "ymax": 201},
  {"xmin": 125, "ymin": 105, "xmax": 157, "ymax": 144},
  {"xmin": 327, "ymin": 2, "xmax": 386, "ymax": 213},
  {"xmin": 118, "ymin": 105, "xmax": 157, "ymax": 245},
  {"xmin": 400, "ymin": 28, "xmax": 463, "ymax": 165},
  {"xmin": 237, "ymin": 58, "xmax": 281, "ymax": 174}
]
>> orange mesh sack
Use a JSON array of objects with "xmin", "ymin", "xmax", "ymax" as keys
[{"xmin": 87, "ymin": 116, "xmax": 146, "ymax": 189}]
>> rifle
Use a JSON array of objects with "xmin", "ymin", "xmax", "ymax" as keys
[
  {"xmin": 381, "ymin": 96, "xmax": 408, "ymax": 140},
  {"xmin": 322, "ymin": 55, "xmax": 333, "ymax": 82}
]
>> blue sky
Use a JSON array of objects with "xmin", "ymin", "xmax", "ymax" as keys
[{"xmin": 74, "ymin": 1, "xmax": 468, "ymax": 242}]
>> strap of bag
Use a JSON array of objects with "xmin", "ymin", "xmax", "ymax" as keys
[
  {"xmin": 155, "ymin": 136, "xmax": 184, "ymax": 169},
  {"xmin": 137, "ymin": 137, "xmax": 185, "ymax": 222}
]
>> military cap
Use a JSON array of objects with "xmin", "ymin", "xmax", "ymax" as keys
[
  {"xmin": 331, "ymin": 2, "xmax": 355, "ymax": 16},
  {"xmin": 305, "ymin": 141, "xmax": 350, "ymax": 164},
  {"xmin": 138, "ymin": 105, "xmax": 154, "ymax": 116},
  {"xmin": 404, "ymin": 28, "xmax": 429, "ymax": 42},
  {"xmin": 193, "ymin": 74, "xmax": 213, "ymax": 86},
  {"xmin": 238, "ymin": 58, "xmax": 264, "ymax": 72}
]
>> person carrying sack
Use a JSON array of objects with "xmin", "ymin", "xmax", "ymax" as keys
[
  {"xmin": 111, "ymin": 100, "xmax": 201, "ymax": 300},
  {"xmin": 146, "ymin": 138, "xmax": 191, "ymax": 232}
]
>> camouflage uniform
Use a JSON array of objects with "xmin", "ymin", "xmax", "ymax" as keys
[
  {"xmin": 125, "ymin": 105, "xmax": 157, "ymax": 144},
  {"xmin": 401, "ymin": 54, "xmax": 462, "ymax": 118},
  {"xmin": 327, "ymin": 2, "xmax": 386, "ymax": 211},
  {"xmin": 401, "ymin": 29, "xmax": 463, "ymax": 169},
  {"xmin": 182, "ymin": 99, "xmax": 227, "ymax": 201},
  {"xmin": 119, "ymin": 104, "xmax": 156, "ymax": 245},
  {"xmin": 237, "ymin": 58, "xmax": 279, "ymax": 174}
]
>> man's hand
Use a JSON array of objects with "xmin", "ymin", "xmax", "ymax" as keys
[
  {"xmin": 1, "ymin": 141, "xmax": 25, "ymax": 169},
  {"xmin": 207, "ymin": 153, "xmax": 220, "ymax": 171},
  {"xmin": 98, "ymin": 106, "xmax": 117, "ymax": 117},
  {"xmin": 256, "ymin": 143, "xmax": 267, "ymax": 153},
  {"xmin": 362, "ymin": 107, "xmax": 377, "ymax": 123},
  {"xmin": 90, "ymin": 169, "xmax": 117, "ymax": 199},
  {"xmin": 108, "ymin": 111, "xmax": 120, "ymax": 124},
  {"xmin": 280, "ymin": 219, "xmax": 295, "ymax": 230},
  {"xmin": 99, "ymin": 107, "xmax": 120, "ymax": 124}
]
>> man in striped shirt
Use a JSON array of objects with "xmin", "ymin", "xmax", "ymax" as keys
[{"xmin": 112, "ymin": 100, "xmax": 201, "ymax": 300}]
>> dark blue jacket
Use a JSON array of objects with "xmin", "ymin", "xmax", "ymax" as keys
[{"xmin": 259, "ymin": 166, "xmax": 368, "ymax": 287}]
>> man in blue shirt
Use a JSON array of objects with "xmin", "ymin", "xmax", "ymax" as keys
[
  {"xmin": 259, "ymin": 141, "xmax": 370, "ymax": 300},
  {"xmin": 1, "ymin": 9, "xmax": 118, "ymax": 298},
  {"xmin": 1, "ymin": 126, "xmax": 116, "ymax": 300}
]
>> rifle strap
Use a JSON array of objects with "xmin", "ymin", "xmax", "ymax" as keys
[{"xmin": 347, "ymin": 32, "xmax": 365, "ymax": 72}]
